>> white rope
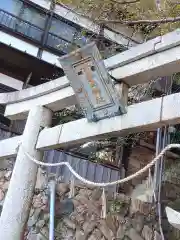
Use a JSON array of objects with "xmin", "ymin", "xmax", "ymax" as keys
[{"xmin": 20, "ymin": 144, "xmax": 180, "ymax": 187}]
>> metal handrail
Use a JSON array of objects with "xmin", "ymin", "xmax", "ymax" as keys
[
  {"xmin": 0, "ymin": 8, "xmax": 78, "ymax": 53},
  {"xmin": 0, "ymin": 8, "xmax": 44, "ymax": 31}
]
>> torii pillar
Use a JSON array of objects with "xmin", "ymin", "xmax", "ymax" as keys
[{"xmin": 0, "ymin": 106, "xmax": 52, "ymax": 240}]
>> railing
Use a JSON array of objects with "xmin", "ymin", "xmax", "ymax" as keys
[
  {"xmin": 46, "ymin": 32, "xmax": 74, "ymax": 54},
  {"xmin": 0, "ymin": 9, "xmax": 44, "ymax": 43},
  {"xmin": 0, "ymin": 8, "xmax": 81, "ymax": 55}
]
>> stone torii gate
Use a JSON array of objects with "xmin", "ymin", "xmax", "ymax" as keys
[{"xmin": 0, "ymin": 29, "xmax": 180, "ymax": 239}]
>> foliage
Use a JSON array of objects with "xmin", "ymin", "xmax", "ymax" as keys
[
  {"xmin": 47, "ymin": 0, "xmax": 180, "ymax": 167},
  {"xmin": 52, "ymin": 106, "xmax": 84, "ymax": 125},
  {"xmin": 55, "ymin": 0, "xmax": 180, "ymax": 38}
]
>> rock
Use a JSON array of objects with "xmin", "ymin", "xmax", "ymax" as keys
[
  {"xmin": 142, "ymin": 225, "xmax": 153, "ymax": 240},
  {"xmin": 172, "ymin": 228, "xmax": 180, "ymax": 240},
  {"xmin": 0, "ymin": 170, "xmax": 6, "ymax": 179},
  {"xmin": 55, "ymin": 198, "xmax": 74, "ymax": 216},
  {"xmin": 4, "ymin": 171, "xmax": 12, "ymax": 180},
  {"xmin": 76, "ymin": 195, "xmax": 101, "ymax": 216},
  {"xmin": 56, "ymin": 183, "xmax": 69, "ymax": 196},
  {"xmin": 36, "ymin": 220, "xmax": 46, "ymax": 229},
  {"xmin": 89, "ymin": 213, "xmax": 101, "ymax": 222},
  {"xmin": 76, "ymin": 205, "xmax": 87, "ymax": 215},
  {"xmin": 33, "ymin": 195, "xmax": 43, "ymax": 208},
  {"xmin": 35, "ymin": 168, "xmax": 46, "ymax": 190},
  {"xmin": 27, "ymin": 232, "xmax": 38, "ymax": 240},
  {"xmin": 55, "ymin": 220, "xmax": 64, "ymax": 234},
  {"xmin": 116, "ymin": 225, "xmax": 126, "ymax": 240},
  {"xmin": 43, "ymin": 213, "xmax": 49, "ymax": 222},
  {"xmin": 37, "ymin": 227, "xmax": 49, "ymax": 240},
  {"xmin": 0, "ymin": 179, "xmax": 5, "ymax": 187},
  {"xmin": 130, "ymin": 198, "xmax": 152, "ymax": 215},
  {"xmin": 101, "ymin": 237, "xmax": 106, "ymax": 240},
  {"xmin": 2, "ymin": 181, "xmax": 10, "ymax": 191},
  {"xmin": 123, "ymin": 237, "xmax": 131, "ymax": 240},
  {"xmin": 28, "ymin": 209, "xmax": 42, "ymax": 228},
  {"xmin": 98, "ymin": 220, "xmax": 115, "ymax": 240},
  {"xmin": 91, "ymin": 188, "xmax": 102, "ymax": 201},
  {"xmin": 0, "ymin": 188, "xmax": 5, "ymax": 201},
  {"xmin": 90, "ymin": 229, "xmax": 102, "ymax": 240},
  {"xmin": 132, "ymin": 214, "xmax": 144, "ymax": 233},
  {"xmin": 75, "ymin": 229, "xmax": 86, "ymax": 240},
  {"xmin": 83, "ymin": 221, "xmax": 96, "ymax": 237},
  {"xmin": 154, "ymin": 231, "xmax": 161, "ymax": 240},
  {"xmin": 106, "ymin": 215, "xmax": 117, "ymax": 234},
  {"xmin": 41, "ymin": 195, "xmax": 48, "ymax": 205},
  {"xmin": 88, "ymin": 234, "xmax": 98, "ymax": 240},
  {"xmin": 71, "ymin": 198, "xmax": 79, "ymax": 206},
  {"xmin": 127, "ymin": 228, "xmax": 144, "ymax": 240},
  {"xmin": 161, "ymin": 183, "xmax": 180, "ymax": 200},
  {"xmin": 116, "ymin": 193, "xmax": 131, "ymax": 204},
  {"xmin": 74, "ymin": 213, "xmax": 85, "ymax": 226},
  {"xmin": 61, "ymin": 228, "xmax": 74, "ymax": 240},
  {"xmin": 79, "ymin": 188, "xmax": 92, "ymax": 198},
  {"xmin": 75, "ymin": 194, "xmax": 89, "ymax": 202},
  {"xmin": 63, "ymin": 217, "xmax": 76, "ymax": 230}
]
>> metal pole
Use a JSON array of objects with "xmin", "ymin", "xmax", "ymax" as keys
[
  {"xmin": 49, "ymin": 180, "xmax": 56, "ymax": 240},
  {"xmin": 156, "ymin": 127, "xmax": 167, "ymax": 240},
  {"xmin": 154, "ymin": 128, "xmax": 162, "ymax": 198}
]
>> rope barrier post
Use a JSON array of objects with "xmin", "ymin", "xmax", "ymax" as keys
[{"xmin": 0, "ymin": 106, "xmax": 52, "ymax": 240}]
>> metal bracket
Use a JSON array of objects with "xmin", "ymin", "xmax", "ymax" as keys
[{"xmin": 59, "ymin": 42, "xmax": 127, "ymax": 122}]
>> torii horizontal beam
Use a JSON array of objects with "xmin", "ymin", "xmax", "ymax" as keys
[
  {"xmin": 0, "ymin": 92, "xmax": 178, "ymax": 159},
  {"xmin": 36, "ymin": 92, "xmax": 179, "ymax": 149},
  {"xmin": 3, "ymin": 30, "xmax": 180, "ymax": 120}
]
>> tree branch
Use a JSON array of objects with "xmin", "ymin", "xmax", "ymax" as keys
[
  {"xmin": 111, "ymin": 0, "xmax": 140, "ymax": 4},
  {"xmin": 98, "ymin": 16, "xmax": 180, "ymax": 25}
]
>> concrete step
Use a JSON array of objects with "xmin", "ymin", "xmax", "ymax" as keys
[
  {"xmin": 131, "ymin": 179, "xmax": 154, "ymax": 214},
  {"xmin": 131, "ymin": 179, "xmax": 154, "ymax": 203}
]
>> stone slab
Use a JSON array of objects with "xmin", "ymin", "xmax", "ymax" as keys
[
  {"xmin": 0, "ymin": 136, "xmax": 21, "ymax": 160},
  {"xmin": 37, "ymin": 97, "xmax": 162, "ymax": 150}
]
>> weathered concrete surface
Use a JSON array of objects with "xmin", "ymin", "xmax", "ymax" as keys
[
  {"xmin": 0, "ymin": 76, "xmax": 70, "ymax": 105},
  {"xmin": 36, "ymin": 97, "xmax": 162, "ymax": 150},
  {"xmin": 37, "ymin": 125, "xmax": 63, "ymax": 150},
  {"xmin": 36, "ymin": 92, "xmax": 180, "ymax": 150},
  {"xmin": 0, "ymin": 106, "xmax": 52, "ymax": 240},
  {"xmin": 5, "ymin": 86, "xmax": 76, "ymax": 120},
  {"xmin": 2, "ymin": 92, "xmax": 180, "ymax": 155},
  {"xmin": 111, "ymin": 45, "xmax": 180, "ymax": 86},
  {"xmin": 161, "ymin": 93, "xmax": 180, "ymax": 125},
  {"xmin": 0, "ymin": 74, "xmax": 23, "ymax": 90},
  {"xmin": 105, "ymin": 36, "xmax": 162, "ymax": 70},
  {"xmin": 0, "ymin": 29, "xmax": 180, "ymax": 120},
  {"xmin": 3, "ymin": 30, "xmax": 180, "ymax": 119},
  {"xmin": 106, "ymin": 29, "xmax": 180, "ymax": 70},
  {"xmin": 155, "ymin": 29, "xmax": 180, "ymax": 52},
  {"xmin": 0, "ymin": 29, "xmax": 179, "ymax": 104},
  {"xmin": 0, "ymin": 136, "xmax": 22, "ymax": 159}
]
